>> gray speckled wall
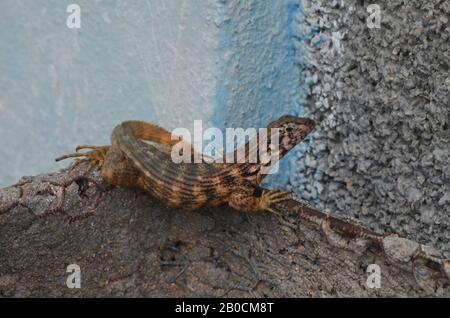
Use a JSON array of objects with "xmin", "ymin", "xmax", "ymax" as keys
[{"xmin": 299, "ymin": 0, "xmax": 449, "ymax": 256}]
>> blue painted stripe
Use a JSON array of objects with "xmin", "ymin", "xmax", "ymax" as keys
[{"xmin": 212, "ymin": 0, "xmax": 307, "ymax": 190}]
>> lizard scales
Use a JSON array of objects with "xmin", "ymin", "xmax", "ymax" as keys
[{"xmin": 57, "ymin": 116, "xmax": 315, "ymax": 213}]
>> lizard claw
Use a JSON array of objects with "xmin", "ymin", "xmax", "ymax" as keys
[
  {"xmin": 56, "ymin": 146, "xmax": 109, "ymax": 173},
  {"xmin": 259, "ymin": 189, "xmax": 292, "ymax": 214}
]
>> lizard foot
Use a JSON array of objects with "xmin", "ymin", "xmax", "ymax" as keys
[
  {"xmin": 259, "ymin": 190, "xmax": 293, "ymax": 214},
  {"xmin": 55, "ymin": 145, "xmax": 109, "ymax": 174}
]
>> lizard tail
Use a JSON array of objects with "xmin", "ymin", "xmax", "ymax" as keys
[{"xmin": 120, "ymin": 121, "xmax": 181, "ymax": 145}]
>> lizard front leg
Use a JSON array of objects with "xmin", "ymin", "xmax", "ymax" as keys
[{"xmin": 228, "ymin": 184, "xmax": 292, "ymax": 214}]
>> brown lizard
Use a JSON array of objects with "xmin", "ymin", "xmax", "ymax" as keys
[{"xmin": 56, "ymin": 116, "xmax": 315, "ymax": 213}]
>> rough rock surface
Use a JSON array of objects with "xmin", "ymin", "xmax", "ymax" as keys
[
  {"xmin": 0, "ymin": 169, "xmax": 448, "ymax": 297},
  {"xmin": 297, "ymin": 0, "xmax": 449, "ymax": 257}
]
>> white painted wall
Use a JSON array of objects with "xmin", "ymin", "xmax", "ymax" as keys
[
  {"xmin": 0, "ymin": 0, "xmax": 306, "ymax": 187},
  {"xmin": 0, "ymin": 1, "xmax": 220, "ymax": 186}
]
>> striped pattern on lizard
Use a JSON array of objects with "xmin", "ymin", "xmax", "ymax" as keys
[{"xmin": 56, "ymin": 115, "xmax": 315, "ymax": 213}]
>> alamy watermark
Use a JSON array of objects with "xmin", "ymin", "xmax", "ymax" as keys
[
  {"xmin": 66, "ymin": 264, "xmax": 81, "ymax": 289},
  {"xmin": 66, "ymin": 4, "xmax": 81, "ymax": 29},
  {"xmin": 367, "ymin": 4, "xmax": 381, "ymax": 29},
  {"xmin": 366, "ymin": 264, "xmax": 381, "ymax": 289}
]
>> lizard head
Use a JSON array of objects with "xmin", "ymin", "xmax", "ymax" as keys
[
  {"xmin": 239, "ymin": 115, "xmax": 315, "ymax": 182},
  {"xmin": 267, "ymin": 115, "xmax": 315, "ymax": 156}
]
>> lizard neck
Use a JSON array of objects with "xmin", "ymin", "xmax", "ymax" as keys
[{"xmin": 229, "ymin": 131, "xmax": 291, "ymax": 185}]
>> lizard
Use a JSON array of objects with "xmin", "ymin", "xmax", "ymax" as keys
[{"xmin": 55, "ymin": 115, "xmax": 315, "ymax": 214}]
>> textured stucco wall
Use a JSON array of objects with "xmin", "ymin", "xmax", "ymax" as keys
[
  {"xmin": 298, "ymin": 0, "xmax": 449, "ymax": 256},
  {"xmin": 213, "ymin": 0, "xmax": 306, "ymax": 188},
  {"xmin": 0, "ymin": 0, "xmax": 221, "ymax": 187},
  {"xmin": 0, "ymin": 0, "xmax": 305, "ymax": 189}
]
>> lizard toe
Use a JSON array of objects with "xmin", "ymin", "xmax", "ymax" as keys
[
  {"xmin": 259, "ymin": 190, "xmax": 292, "ymax": 213},
  {"xmin": 56, "ymin": 146, "xmax": 109, "ymax": 174}
]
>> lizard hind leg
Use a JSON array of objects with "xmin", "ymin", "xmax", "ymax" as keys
[
  {"xmin": 97, "ymin": 145, "xmax": 144, "ymax": 188},
  {"xmin": 55, "ymin": 145, "xmax": 110, "ymax": 173}
]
